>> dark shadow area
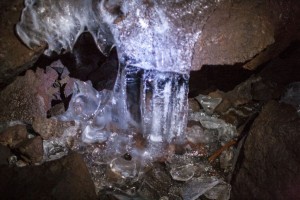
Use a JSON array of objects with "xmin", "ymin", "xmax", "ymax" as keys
[
  {"xmin": 189, "ymin": 64, "xmax": 253, "ymax": 97},
  {"xmin": 60, "ymin": 32, "xmax": 118, "ymax": 91}
]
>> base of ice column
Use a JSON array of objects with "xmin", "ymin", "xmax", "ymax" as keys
[
  {"xmin": 115, "ymin": 64, "xmax": 189, "ymax": 144},
  {"xmin": 137, "ymin": 67, "xmax": 190, "ymax": 144}
]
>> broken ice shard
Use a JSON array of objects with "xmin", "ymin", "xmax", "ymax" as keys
[
  {"xmin": 195, "ymin": 94, "xmax": 222, "ymax": 115},
  {"xmin": 110, "ymin": 157, "xmax": 138, "ymax": 179},
  {"xmin": 170, "ymin": 163, "xmax": 195, "ymax": 182},
  {"xmin": 182, "ymin": 176, "xmax": 220, "ymax": 200},
  {"xmin": 204, "ymin": 181, "xmax": 231, "ymax": 200}
]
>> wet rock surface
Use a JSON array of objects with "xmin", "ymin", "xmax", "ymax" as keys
[
  {"xmin": 231, "ymin": 101, "xmax": 300, "ymax": 200},
  {"xmin": 0, "ymin": 152, "xmax": 97, "ymax": 200}
]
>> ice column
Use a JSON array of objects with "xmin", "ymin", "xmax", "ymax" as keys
[
  {"xmin": 16, "ymin": 0, "xmax": 221, "ymax": 145},
  {"xmin": 109, "ymin": 64, "xmax": 189, "ymax": 143}
]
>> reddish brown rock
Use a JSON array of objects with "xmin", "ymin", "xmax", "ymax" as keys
[
  {"xmin": 0, "ymin": 152, "xmax": 97, "ymax": 200},
  {"xmin": 0, "ymin": 124, "xmax": 28, "ymax": 148},
  {"xmin": 192, "ymin": 0, "xmax": 300, "ymax": 71}
]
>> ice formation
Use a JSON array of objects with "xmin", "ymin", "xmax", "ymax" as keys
[
  {"xmin": 17, "ymin": 0, "xmax": 221, "ymax": 146},
  {"xmin": 16, "ymin": 0, "xmax": 230, "ymax": 197}
]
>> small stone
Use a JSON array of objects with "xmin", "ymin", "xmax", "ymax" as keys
[
  {"xmin": 0, "ymin": 70, "xmax": 54, "ymax": 123},
  {"xmin": 32, "ymin": 117, "xmax": 75, "ymax": 139}
]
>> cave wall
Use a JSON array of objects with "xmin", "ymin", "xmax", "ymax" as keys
[{"xmin": 192, "ymin": 0, "xmax": 300, "ymax": 71}]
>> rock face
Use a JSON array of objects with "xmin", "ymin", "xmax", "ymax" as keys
[
  {"xmin": 191, "ymin": 0, "xmax": 300, "ymax": 71},
  {"xmin": 231, "ymin": 101, "xmax": 300, "ymax": 200},
  {"xmin": 0, "ymin": 0, "xmax": 45, "ymax": 88},
  {"xmin": 0, "ymin": 152, "xmax": 97, "ymax": 200},
  {"xmin": 0, "ymin": 68, "xmax": 59, "ymax": 123}
]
